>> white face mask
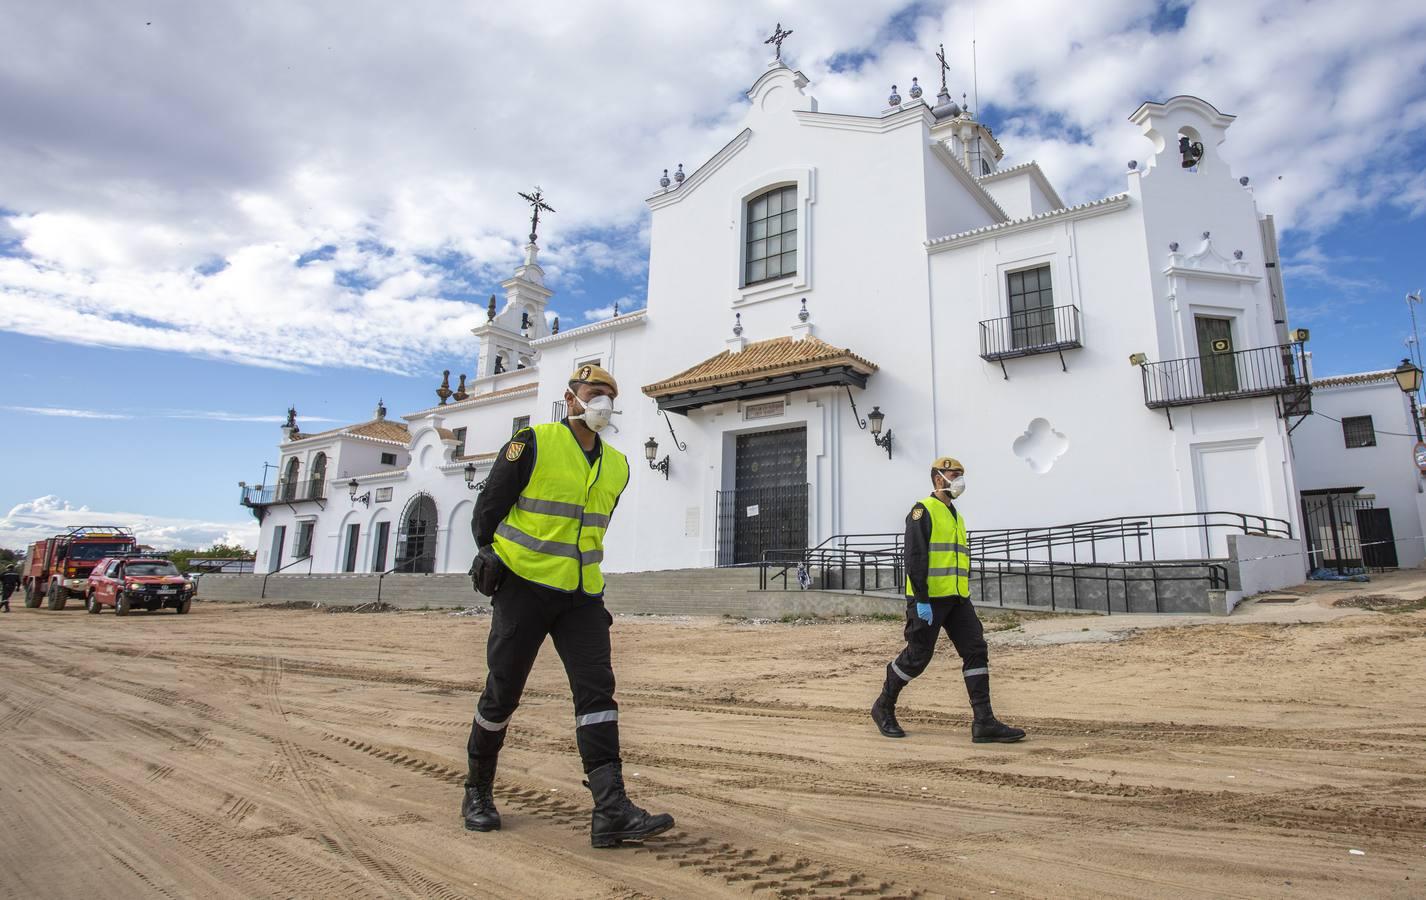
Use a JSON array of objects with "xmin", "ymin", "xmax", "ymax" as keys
[
  {"xmin": 571, "ymin": 393, "xmax": 621, "ymax": 433},
  {"xmin": 936, "ymin": 470, "xmax": 965, "ymax": 499}
]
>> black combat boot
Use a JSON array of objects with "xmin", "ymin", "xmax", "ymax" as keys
[
  {"xmin": 460, "ymin": 759, "xmax": 501, "ymax": 832},
  {"xmin": 584, "ymin": 762, "xmax": 674, "ymax": 848},
  {"xmin": 871, "ymin": 663, "xmax": 907, "ymax": 738},
  {"xmin": 971, "ymin": 703, "xmax": 1025, "ymax": 744}
]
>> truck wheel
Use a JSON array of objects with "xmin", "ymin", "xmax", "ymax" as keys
[
  {"xmin": 176, "ymin": 598, "xmax": 191, "ymax": 615},
  {"xmin": 24, "ymin": 582, "xmax": 40, "ymax": 608},
  {"xmin": 86, "ymin": 591, "xmax": 101, "ymax": 614},
  {"xmin": 47, "ymin": 581, "xmax": 67, "ymax": 611},
  {"xmin": 115, "ymin": 595, "xmax": 130, "ymax": 616}
]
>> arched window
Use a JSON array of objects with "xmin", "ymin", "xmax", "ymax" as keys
[
  {"xmin": 394, "ymin": 493, "xmax": 438, "ymax": 573},
  {"xmin": 745, "ymin": 185, "xmax": 797, "ymax": 285},
  {"xmin": 309, "ymin": 452, "xmax": 328, "ymax": 500},
  {"xmin": 280, "ymin": 457, "xmax": 300, "ymax": 501}
]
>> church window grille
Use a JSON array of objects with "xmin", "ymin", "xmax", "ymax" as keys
[
  {"xmin": 745, "ymin": 186, "xmax": 797, "ymax": 285},
  {"xmin": 294, "ymin": 521, "xmax": 314, "ymax": 558},
  {"xmin": 452, "ymin": 427, "xmax": 467, "ymax": 457},
  {"xmin": 1007, "ymin": 265, "xmax": 1056, "ymax": 350}
]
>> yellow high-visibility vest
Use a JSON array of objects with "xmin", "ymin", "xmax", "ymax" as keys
[
  {"xmin": 492, "ymin": 423, "xmax": 629, "ymax": 595},
  {"xmin": 906, "ymin": 496, "xmax": 970, "ymax": 599}
]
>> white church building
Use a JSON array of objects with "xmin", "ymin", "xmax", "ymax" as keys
[{"xmin": 242, "ymin": 55, "xmax": 1315, "ymax": 582}]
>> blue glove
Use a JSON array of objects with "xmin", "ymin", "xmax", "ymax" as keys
[{"xmin": 916, "ymin": 601, "xmax": 933, "ymax": 624}]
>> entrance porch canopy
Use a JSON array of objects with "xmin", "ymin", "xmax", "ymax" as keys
[{"xmin": 642, "ymin": 335, "xmax": 879, "ymax": 413}]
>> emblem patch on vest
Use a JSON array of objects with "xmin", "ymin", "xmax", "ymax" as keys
[
  {"xmin": 912, "ymin": 506, "xmax": 924, "ymax": 521},
  {"xmin": 506, "ymin": 441, "xmax": 526, "ymax": 462}
]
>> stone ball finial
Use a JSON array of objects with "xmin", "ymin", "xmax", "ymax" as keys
[
  {"xmin": 659, "ymin": 168, "xmax": 670, "ymax": 189},
  {"xmin": 909, "ymin": 77, "xmax": 922, "ymax": 100},
  {"xmin": 436, "ymin": 370, "xmax": 453, "ymax": 406},
  {"xmin": 486, "ymin": 294, "xmax": 496, "ymax": 322},
  {"xmin": 888, "ymin": 84, "xmax": 901, "ymax": 106},
  {"xmin": 1128, "ymin": 160, "xmax": 1138, "ymax": 170},
  {"xmin": 732, "ymin": 312, "xmax": 743, "ymax": 337},
  {"xmin": 552, "ymin": 315, "xmax": 560, "ymax": 334},
  {"xmin": 798, "ymin": 298, "xmax": 810, "ymax": 323},
  {"xmin": 674, "ymin": 163, "xmax": 685, "ymax": 184},
  {"xmin": 1239, "ymin": 176, "xmax": 1250, "ymax": 186},
  {"xmin": 1233, "ymin": 249, "xmax": 1244, "ymax": 260},
  {"xmin": 1202, "ymin": 231, "xmax": 1211, "ymax": 240},
  {"xmin": 1169, "ymin": 242, "xmax": 1179, "ymax": 252},
  {"xmin": 454, "ymin": 374, "xmax": 469, "ymax": 402}
]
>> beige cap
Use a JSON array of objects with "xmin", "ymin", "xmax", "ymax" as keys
[
  {"xmin": 569, "ymin": 364, "xmax": 619, "ymax": 397},
  {"xmin": 931, "ymin": 456, "xmax": 964, "ymax": 472}
]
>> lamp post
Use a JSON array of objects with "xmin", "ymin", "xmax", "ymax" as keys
[
  {"xmin": 348, "ymin": 478, "xmax": 370, "ymax": 508},
  {"xmin": 645, "ymin": 437, "xmax": 670, "ymax": 480},
  {"xmin": 868, "ymin": 406, "xmax": 893, "ymax": 459},
  {"xmin": 463, "ymin": 462, "xmax": 485, "ymax": 491},
  {"xmin": 1394, "ymin": 357, "xmax": 1424, "ymax": 442}
]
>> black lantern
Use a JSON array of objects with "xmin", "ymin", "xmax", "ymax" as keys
[
  {"xmin": 867, "ymin": 406, "xmax": 893, "ymax": 459},
  {"xmin": 1395, "ymin": 358, "xmax": 1424, "ymax": 442},
  {"xmin": 348, "ymin": 478, "xmax": 370, "ymax": 508},
  {"xmin": 464, "ymin": 462, "xmax": 481, "ymax": 491},
  {"xmin": 645, "ymin": 436, "xmax": 670, "ymax": 480}
]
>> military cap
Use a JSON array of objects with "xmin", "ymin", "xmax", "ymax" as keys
[
  {"xmin": 931, "ymin": 456, "xmax": 965, "ymax": 473},
  {"xmin": 569, "ymin": 364, "xmax": 619, "ymax": 397}
]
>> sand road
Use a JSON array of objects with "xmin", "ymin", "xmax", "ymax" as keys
[{"xmin": 1, "ymin": 577, "xmax": 1424, "ymax": 899}]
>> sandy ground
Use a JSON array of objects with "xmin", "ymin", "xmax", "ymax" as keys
[{"xmin": 2, "ymin": 573, "xmax": 1425, "ymax": 899}]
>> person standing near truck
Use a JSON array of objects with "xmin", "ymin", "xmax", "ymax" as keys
[{"xmin": 0, "ymin": 566, "xmax": 17, "ymax": 612}]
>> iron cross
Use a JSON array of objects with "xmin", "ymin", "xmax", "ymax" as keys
[
  {"xmin": 765, "ymin": 23, "xmax": 793, "ymax": 61},
  {"xmin": 936, "ymin": 43, "xmax": 950, "ymax": 93},
  {"xmin": 517, "ymin": 187, "xmax": 555, "ymax": 244}
]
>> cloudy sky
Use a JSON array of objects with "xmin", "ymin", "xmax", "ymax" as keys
[{"xmin": 2, "ymin": 0, "xmax": 1424, "ymax": 551}]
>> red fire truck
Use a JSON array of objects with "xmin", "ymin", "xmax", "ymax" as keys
[{"xmin": 22, "ymin": 526, "xmax": 139, "ymax": 610}]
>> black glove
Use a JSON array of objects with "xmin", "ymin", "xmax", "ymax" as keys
[{"xmin": 469, "ymin": 544, "xmax": 506, "ymax": 597}]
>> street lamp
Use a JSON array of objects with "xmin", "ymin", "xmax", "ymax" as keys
[
  {"xmin": 463, "ymin": 462, "xmax": 482, "ymax": 491},
  {"xmin": 1394, "ymin": 357, "xmax": 1424, "ymax": 442},
  {"xmin": 868, "ymin": 406, "xmax": 893, "ymax": 459},
  {"xmin": 645, "ymin": 437, "xmax": 670, "ymax": 480},
  {"xmin": 348, "ymin": 478, "xmax": 370, "ymax": 508}
]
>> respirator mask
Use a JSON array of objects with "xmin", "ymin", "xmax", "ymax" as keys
[
  {"xmin": 572, "ymin": 394, "xmax": 621, "ymax": 433},
  {"xmin": 937, "ymin": 470, "xmax": 966, "ymax": 499}
]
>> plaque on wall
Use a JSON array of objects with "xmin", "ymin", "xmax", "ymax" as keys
[{"xmin": 375, "ymin": 487, "xmax": 393, "ymax": 502}]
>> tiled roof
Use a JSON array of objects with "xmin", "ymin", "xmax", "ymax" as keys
[
  {"xmin": 1312, "ymin": 370, "xmax": 1397, "ymax": 389},
  {"xmin": 643, "ymin": 336, "xmax": 878, "ymax": 398},
  {"xmin": 926, "ymin": 193, "xmax": 1130, "ymax": 248},
  {"xmin": 293, "ymin": 418, "xmax": 411, "ymax": 445}
]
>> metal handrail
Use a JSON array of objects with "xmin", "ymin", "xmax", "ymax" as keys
[
  {"xmin": 376, "ymin": 552, "xmax": 437, "ymax": 604},
  {"xmin": 242, "ymin": 479, "xmax": 328, "ymax": 506},
  {"xmin": 1141, "ymin": 341, "xmax": 1309, "ymax": 409},
  {"xmin": 260, "ymin": 553, "xmax": 313, "ymax": 598},
  {"xmin": 979, "ymin": 304, "xmax": 1082, "ymax": 360}
]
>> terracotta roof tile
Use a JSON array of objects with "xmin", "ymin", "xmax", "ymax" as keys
[
  {"xmin": 642, "ymin": 336, "xmax": 878, "ymax": 398},
  {"xmin": 294, "ymin": 418, "xmax": 411, "ymax": 445},
  {"xmin": 1312, "ymin": 369, "xmax": 1397, "ymax": 389}
]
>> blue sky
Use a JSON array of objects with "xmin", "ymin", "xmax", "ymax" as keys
[{"xmin": 2, "ymin": 0, "xmax": 1424, "ymax": 550}]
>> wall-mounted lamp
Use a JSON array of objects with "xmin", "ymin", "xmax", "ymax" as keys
[
  {"xmin": 867, "ymin": 406, "xmax": 893, "ymax": 459},
  {"xmin": 1290, "ymin": 328, "xmax": 1310, "ymax": 343},
  {"xmin": 348, "ymin": 478, "xmax": 370, "ymax": 507},
  {"xmin": 1128, "ymin": 352, "xmax": 1148, "ymax": 366},
  {"xmin": 1395, "ymin": 357, "xmax": 1424, "ymax": 443},
  {"xmin": 644, "ymin": 437, "xmax": 671, "ymax": 479},
  {"xmin": 463, "ymin": 462, "xmax": 484, "ymax": 491}
]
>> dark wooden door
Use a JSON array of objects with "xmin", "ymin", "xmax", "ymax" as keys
[
  {"xmin": 270, "ymin": 526, "xmax": 286, "ymax": 573},
  {"xmin": 1195, "ymin": 316, "xmax": 1238, "ymax": 395},
  {"xmin": 343, "ymin": 523, "xmax": 360, "ymax": 573},
  {"xmin": 727, "ymin": 426, "xmax": 808, "ymax": 565},
  {"xmin": 1356, "ymin": 508, "xmax": 1398, "ymax": 568},
  {"xmin": 371, "ymin": 522, "xmax": 391, "ymax": 572}
]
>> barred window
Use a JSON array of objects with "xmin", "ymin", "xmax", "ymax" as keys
[
  {"xmin": 1342, "ymin": 415, "xmax": 1376, "ymax": 448},
  {"xmin": 452, "ymin": 427, "xmax": 467, "ymax": 457},
  {"xmin": 745, "ymin": 186, "xmax": 797, "ymax": 285},
  {"xmin": 1007, "ymin": 265, "xmax": 1055, "ymax": 349},
  {"xmin": 380, "ymin": 452, "xmax": 397, "ymax": 465},
  {"xmin": 511, "ymin": 416, "xmax": 530, "ymax": 436},
  {"xmin": 295, "ymin": 521, "xmax": 314, "ymax": 558}
]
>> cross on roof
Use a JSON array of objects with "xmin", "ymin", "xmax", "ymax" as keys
[
  {"xmin": 936, "ymin": 43, "xmax": 950, "ymax": 93},
  {"xmin": 765, "ymin": 23, "xmax": 793, "ymax": 62},
  {"xmin": 517, "ymin": 187, "xmax": 555, "ymax": 244}
]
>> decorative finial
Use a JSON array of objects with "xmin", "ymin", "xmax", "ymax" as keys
[
  {"xmin": 454, "ymin": 374, "xmax": 468, "ymax": 402},
  {"xmin": 962, "ymin": 92, "xmax": 970, "ymax": 116},
  {"xmin": 1239, "ymin": 176, "xmax": 1250, "ymax": 186},
  {"xmin": 659, "ymin": 168, "xmax": 670, "ymax": 189},
  {"xmin": 888, "ymin": 84, "xmax": 901, "ymax": 106},
  {"xmin": 613, "ymin": 301, "xmax": 620, "ymax": 317},
  {"xmin": 552, "ymin": 315, "xmax": 560, "ymax": 334},
  {"xmin": 374, "ymin": 399, "xmax": 386, "ymax": 421},
  {"xmin": 1128, "ymin": 160, "xmax": 1138, "ymax": 170},
  {"xmin": 798, "ymin": 298, "xmax": 809, "ymax": 323},
  {"xmin": 284, "ymin": 406, "xmax": 297, "ymax": 430},
  {"xmin": 674, "ymin": 163, "xmax": 685, "ymax": 184},
  {"xmin": 1202, "ymin": 231, "xmax": 1211, "ymax": 240},
  {"xmin": 732, "ymin": 312, "xmax": 743, "ymax": 337},
  {"xmin": 1233, "ymin": 249, "xmax": 1244, "ymax": 260},
  {"xmin": 936, "ymin": 43, "xmax": 950, "ymax": 93},
  {"xmin": 909, "ymin": 77, "xmax": 922, "ymax": 100},
  {"xmin": 517, "ymin": 186, "xmax": 555, "ymax": 244},
  {"xmin": 486, "ymin": 294, "xmax": 496, "ymax": 322},
  {"xmin": 1169, "ymin": 242, "xmax": 1179, "ymax": 252},
  {"xmin": 493, "ymin": 355, "xmax": 504, "ymax": 374},
  {"xmin": 765, "ymin": 22, "xmax": 793, "ymax": 62},
  {"xmin": 437, "ymin": 370, "xmax": 452, "ymax": 406}
]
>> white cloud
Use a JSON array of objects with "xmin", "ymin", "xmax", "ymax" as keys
[
  {"xmin": 0, "ymin": 0, "xmax": 1423, "ymax": 374},
  {"xmin": 160, "ymin": 410, "xmax": 341, "ymax": 424},
  {"xmin": 1, "ymin": 495, "xmax": 258, "ymax": 552},
  {"xmin": 4, "ymin": 406, "xmax": 131, "ymax": 420}
]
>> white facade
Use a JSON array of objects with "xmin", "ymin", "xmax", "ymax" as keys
[
  {"xmin": 246, "ymin": 61, "xmax": 1311, "ymax": 577},
  {"xmin": 1290, "ymin": 370, "xmax": 1426, "ymax": 569}
]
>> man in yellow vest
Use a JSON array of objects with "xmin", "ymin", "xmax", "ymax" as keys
[
  {"xmin": 462, "ymin": 365, "xmax": 675, "ymax": 848},
  {"xmin": 871, "ymin": 457, "xmax": 1026, "ymax": 744}
]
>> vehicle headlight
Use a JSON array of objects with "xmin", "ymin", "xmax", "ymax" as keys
[
  {"xmin": 183, "ymin": 582, "xmax": 194, "ymax": 590},
  {"xmin": 127, "ymin": 582, "xmax": 140, "ymax": 590}
]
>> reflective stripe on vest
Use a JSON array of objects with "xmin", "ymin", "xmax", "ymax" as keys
[
  {"xmin": 906, "ymin": 496, "xmax": 970, "ymax": 599},
  {"xmin": 492, "ymin": 423, "xmax": 629, "ymax": 594}
]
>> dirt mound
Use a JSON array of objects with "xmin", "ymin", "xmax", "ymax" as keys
[{"xmin": 1333, "ymin": 593, "xmax": 1426, "ymax": 614}]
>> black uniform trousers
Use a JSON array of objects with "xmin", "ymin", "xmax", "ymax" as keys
[
  {"xmin": 467, "ymin": 572, "xmax": 620, "ymax": 775},
  {"xmin": 884, "ymin": 596, "xmax": 991, "ymax": 712}
]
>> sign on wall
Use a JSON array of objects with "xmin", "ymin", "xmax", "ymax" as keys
[
  {"xmin": 375, "ymin": 487, "xmax": 393, "ymax": 502},
  {"xmin": 744, "ymin": 400, "xmax": 785, "ymax": 421}
]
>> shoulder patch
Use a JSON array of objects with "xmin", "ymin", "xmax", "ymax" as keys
[
  {"xmin": 505, "ymin": 441, "xmax": 526, "ymax": 462},
  {"xmin": 912, "ymin": 506, "xmax": 925, "ymax": 521}
]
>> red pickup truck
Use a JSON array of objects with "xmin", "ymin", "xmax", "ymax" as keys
[{"xmin": 86, "ymin": 555, "xmax": 195, "ymax": 615}]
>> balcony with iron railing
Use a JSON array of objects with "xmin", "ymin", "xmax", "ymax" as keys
[
  {"xmin": 551, "ymin": 400, "xmax": 567, "ymax": 422},
  {"xmin": 240, "ymin": 477, "xmax": 328, "ymax": 507},
  {"xmin": 979, "ymin": 304, "xmax": 1082, "ymax": 374},
  {"xmin": 1141, "ymin": 342, "xmax": 1311, "ymax": 416}
]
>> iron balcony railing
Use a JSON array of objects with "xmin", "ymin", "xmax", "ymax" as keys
[
  {"xmin": 1142, "ymin": 342, "xmax": 1310, "ymax": 410},
  {"xmin": 551, "ymin": 400, "xmax": 567, "ymax": 422},
  {"xmin": 240, "ymin": 478, "xmax": 327, "ymax": 506},
  {"xmin": 979, "ymin": 304, "xmax": 1082, "ymax": 362}
]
